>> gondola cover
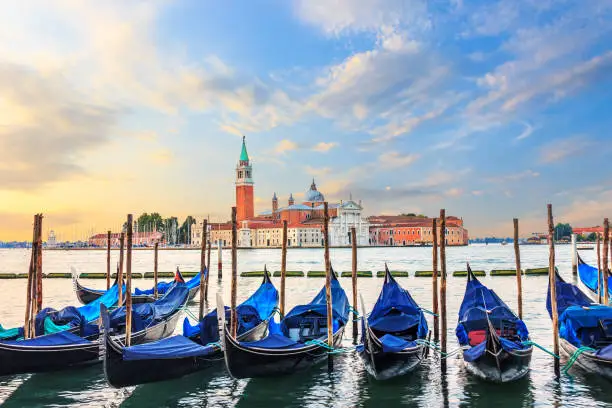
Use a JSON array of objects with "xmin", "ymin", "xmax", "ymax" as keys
[{"xmin": 577, "ymin": 254, "xmax": 612, "ymax": 299}]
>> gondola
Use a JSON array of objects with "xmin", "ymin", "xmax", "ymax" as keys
[
  {"xmin": 72, "ymin": 267, "xmax": 201, "ymax": 304},
  {"xmin": 0, "ymin": 280, "xmax": 189, "ymax": 376},
  {"xmin": 0, "ymin": 280, "xmax": 121, "ymax": 342},
  {"xmin": 577, "ymin": 254, "xmax": 611, "ymax": 303},
  {"xmin": 102, "ymin": 270, "xmax": 279, "ymax": 387},
  {"xmin": 222, "ymin": 268, "xmax": 349, "ymax": 378},
  {"xmin": 547, "ymin": 270, "xmax": 612, "ymax": 379},
  {"xmin": 456, "ymin": 265, "xmax": 532, "ymax": 382},
  {"xmin": 358, "ymin": 265, "xmax": 428, "ymax": 380}
]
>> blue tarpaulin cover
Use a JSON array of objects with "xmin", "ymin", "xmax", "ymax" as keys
[
  {"xmin": 123, "ymin": 335, "xmax": 216, "ymax": 361},
  {"xmin": 241, "ymin": 333, "xmax": 302, "ymax": 349},
  {"xmin": 367, "ymin": 269, "xmax": 428, "ymax": 339},
  {"xmin": 546, "ymin": 271, "xmax": 592, "ymax": 319},
  {"xmin": 379, "ymin": 334, "xmax": 416, "ymax": 353},
  {"xmin": 578, "ymin": 256, "xmax": 612, "ymax": 300},
  {"xmin": 596, "ymin": 344, "xmax": 612, "ymax": 359},
  {"xmin": 0, "ymin": 330, "xmax": 92, "ymax": 347}
]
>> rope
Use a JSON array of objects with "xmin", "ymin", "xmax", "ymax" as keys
[
  {"xmin": 420, "ymin": 308, "xmax": 439, "ymax": 317},
  {"xmin": 303, "ymin": 339, "xmax": 357, "ymax": 354},
  {"xmin": 521, "ymin": 341, "xmax": 560, "ymax": 359},
  {"xmin": 348, "ymin": 306, "xmax": 360, "ymax": 317},
  {"xmin": 415, "ymin": 339, "xmax": 461, "ymax": 358},
  {"xmin": 182, "ymin": 307, "xmax": 198, "ymax": 322},
  {"xmin": 563, "ymin": 346, "xmax": 596, "ymax": 375}
]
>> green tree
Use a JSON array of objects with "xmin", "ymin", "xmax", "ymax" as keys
[
  {"xmin": 178, "ymin": 216, "xmax": 196, "ymax": 244},
  {"xmin": 586, "ymin": 232, "xmax": 597, "ymax": 242},
  {"xmin": 554, "ymin": 223, "xmax": 572, "ymax": 240}
]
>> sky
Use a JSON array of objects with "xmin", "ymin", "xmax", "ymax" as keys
[{"xmin": 1, "ymin": 0, "xmax": 612, "ymax": 240}]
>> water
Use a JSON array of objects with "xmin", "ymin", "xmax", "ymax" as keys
[{"xmin": 0, "ymin": 245, "xmax": 610, "ymax": 407}]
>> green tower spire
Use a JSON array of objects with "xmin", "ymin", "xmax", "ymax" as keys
[{"xmin": 240, "ymin": 135, "xmax": 249, "ymax": 162}]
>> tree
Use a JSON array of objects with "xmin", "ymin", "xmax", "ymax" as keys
[
  {"xmin": 586, "ymin": 232, "xmax": 597, "ymax": 242},
  {"xmin": 178, "ymin": 216, "xmax": 196, "ymax": 244},
  {"xmin": 554, "ymin": 223, "xmax": 572, "ymax": 240}
]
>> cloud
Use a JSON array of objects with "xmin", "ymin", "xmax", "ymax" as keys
[
  {"xmin": 305, "ymin": 166, "xmax": 332, "ymax": 177},
  {"xmin": 0, "ymin": 63, "xmax": 120, "ymax": 190},
  {"xmin": 486, "ymin": 169, "xmax": 540, "ymax": 183},
  {"xmin": 378, "ymin": 152, "xmax": 420, "ymax": 169},
  {"xmin": 274, "ymin": 139, "xmax": 299, "ymax": 154},
  {"xmin": 312, "ymin": 142, "xmax": 338, "ymax": 153},
  {"xmin": 516, "ymin": 122, "xmax": 534, "ymax": 140},
  {"xmin": 149, "ymin": 149, "xmax": 174, "ymax": 165},
  {"xmin": 445, "ymin": 188, "xmax": 463, "ymax": 197},
  {"xmin": 540, "ymin": 136, "xmax": 592, "ymax": 164}
]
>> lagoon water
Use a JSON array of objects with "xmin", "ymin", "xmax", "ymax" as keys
[{"xmin": 0, "ymin": 245, "xmax": 610, "ymax": 407}]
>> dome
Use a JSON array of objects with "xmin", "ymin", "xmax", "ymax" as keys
[{"xmin": 305, "ymin": 179, "xmax": 325, "ymax": 202}]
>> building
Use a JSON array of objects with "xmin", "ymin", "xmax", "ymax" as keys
[
  {"xmin": 88, "ymin": 231, "xmax": 163, "ymax": 247},
  {"xmin": 236, "ymin": 136, "xmax": 254, "ymax": 223},
  {"xmin": 368, "ymin": 215, "xmax": 468, "ymax": 246},
  {"xmin": 46, "ymin": 230, "xmax": 58, "ymax": 248}
]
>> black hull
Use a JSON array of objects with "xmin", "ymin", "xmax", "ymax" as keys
[
  {"xmin": 0, "ymin": 306, "xmax": 184, "ymax": 377},
  {"xmin": 187, "ymin": 285, "xmax": 200, "ymax": 302},
  {"xmin": 224, "ymin": 326, "xmax": 345, "ymax": 379},
  {"xmin": 462, "ymin": 336, "xmax": 532, "ymax": 383},
  {"xmin": 73, "ymin": 277, "xmax": 154, "ymax": 305},
  {"xmin": 103, "ymin": 319, "xmax": 269, "ymax": 387},
  {"xmin": 359, "ymin": 327, "xmax": 425, "ymax": 380},
  {"xmin": 560, "ymin": 339, "xmax": 612, "ymax": 379}
]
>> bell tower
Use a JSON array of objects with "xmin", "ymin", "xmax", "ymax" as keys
[{"xmin": 236, "ymin": 136, "xmax": 254, "ymax": 223}]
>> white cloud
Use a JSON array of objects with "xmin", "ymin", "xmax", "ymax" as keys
[
  {"xmin": 274, "ymin": 139, "xmax": 299, "ymax": 154},
  {"xmin": 487, "ymin": 169, "xmax": 540, "ymax": 183},
  {"xmin": 312, "ymin": 142, "xmax": 338, "ymax": 152},
  {"xmin": 305, "ymin": 166, "xmax": 332, "ymax": 177},
  {"xmin": 516, "ymin": 122, "xmax": 534, "ymax": 140},
  {"xmin": 540, "ymin": 135, "xmax": 592, "ymax": 164},
  {"xmin": 378, "ymin": 152, "xmax": 420, "ymax": 169}
]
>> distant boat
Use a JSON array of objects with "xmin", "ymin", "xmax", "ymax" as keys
[
  {"xmin": 577, "ymin": 245, "xmax": 594, "ymax": 251},
  {"xmin": 501, "ymin": 240, "xmax": 508, "ymax": 246}
]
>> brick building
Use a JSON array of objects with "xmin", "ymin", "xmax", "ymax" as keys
[{"xmin": 368, "ymin": 215, "xmax": 468, "ymax": 246}]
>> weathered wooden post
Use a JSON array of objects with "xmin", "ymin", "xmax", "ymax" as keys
[
  {"xmin": 432, "ymin": 218, "xmax": 439, "ymax": 344},
  {"xmin": 153, "ymin": 242, "xmax": 159, "ymax": 299},
  {"xmin": 597, "ymin": 233, "xmax": 602, "ymax": 304},
  {"xmin": 571, "ymin": 233, "xmax": 577, "ymax": 277},
  {"xmin": 439, "ymin": 209, "xmax": 447, "ymax": 370},
  {"xmin": 118, "ymin": 232, "xmax": 125, "ymax": 305},
  {"xmin": 206, "ymin": 226, "xmax": 211, "ymax": 299},
  {"xmin": 280, "ymin": 220, "xmax": 288, "ymax": 317},
  {"xmin": 23, "ymin": 214, "xmax": 38, "ymax": 339},
  {"xmin": 125, "ymin": 214, "xmax": 134, "ymax": 347},
  {"xmin": 230, "ymin": 207, "xmax": 238, "ymax": 338},
  {"xmin": 547, "ymin": 204, "xmax": 560, "ymax": 377},
  {"xmin": 604, "ymin": 218, "xmax": 610, "ymax": 305},
  {"xmin": 106, "ymin": 230, "xmax": 111, "ymax": 289},
  {"xmin": 199, "ymin": 219, "xmax": 208, "ymax": 320},
  {"xmin": 351, "ymin": 227, "xmax": 358, "ymax": 344},
  {"xmin": 35, "ymin": 214, "xmax": 43, "ymax": 315},
  {"xmin": 513, "ymin": 219, "xmax": 523, "ymax": 319},
  {"xmin": 323, "ymin": 202, "xmax": 334, "ymax": 371},
  {"xmin": 218, "ymin": 240, "xmax": 223, "ymax": 280}
]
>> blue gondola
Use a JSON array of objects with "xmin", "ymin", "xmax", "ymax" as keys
[
  {"xmin": 456, "ymin": 265, "xmax": 532, "ymax": 382},
  {"xmin": 577, "ymin": 254, "xmax": 612, "ymax": 303},
  {"xmin": 0, "ymin": 280, "xmax": 189, "ymax": 376},
  {"xmin": 102, "ymin": 270, "xmax": 278, "ymax": 387},
  {"xmin": 73, "ymin": 268, "xmax": 202, "ymax": 304},
  {"xmin": 223, "ymin": 268, "xmax": 349, "ymax": 378},
  {"xmin": 547, "ymin": 270, "xmax": 612, "ymax": 379},
  {"xmin": 358, "ymin": 265, "xmax": 428, "ymax": 380}
]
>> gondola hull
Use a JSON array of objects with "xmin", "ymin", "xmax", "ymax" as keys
[
  {"xmin": 224, "ymin": 327, "xmax": 345, "ymax": 379},
  {"xmin": 359, "ymin": 328, "xmax": 425, "ymax": 380},
  {"xmin": 0, "ymin": 305, "xmax": 184, "ymax": 377},
  {"xmin": 560, "ymin": 339, "xmax": 612, "ymax": 379},
  {"xmin": 103, "ymin": 318, "xmax": 269, "ymax": 387},
  {"xmin": 462, "ymin": 343, "xmax": 532, "ymax": 383},
  {"xmin": 73, "ymin": 278, "xmax": 155, "ymax": 305}
]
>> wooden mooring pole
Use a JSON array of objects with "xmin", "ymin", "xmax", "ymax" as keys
[
  {"xmin": 205, "ymin": 226, "xmax": 211, "ymax": 300},
  {"xmin": 351, "ymin": 227, "xmax": 358, "ymax": 344},
  {"xmin": 547, "ymin": 204, "xmax": 560, "ymax": 378},
  {"xmin": 218, "ymin": 240, "xmax": 223, "ymax": 280},
  {"xmin": 604, "ymin": 218, "xmax": 610, "ymax": 305},
  {"xmin": 439, "ymin": 209, "xmax": 447, "ymax": 371},
  {"xmin": 153, "ymin": 242, "xmax": 159, "ymax": 299},
  {"xmin": 323, "ymin": 202, "xmax": 333, "ymax": 372},
  {"xmin": 571, "ymin": 233, "xmax": 578, "ymax": 278},
  {"xmin": 597, "ymin": 233, "xmax": 602, "ymax": 304},
  {"xmin": 24, "ymin": 214, "xmax": 39, "ymax": 339},
  {"xmin": 125, "ymin": 214, "xmax": 133, "ymax": 347},
  {"xmin": 513, "ymin": 219, "xmax": 523, "ymax": 319},
  {"xmin": 34, "ymin": 214, "xmax": 43, "ymax": 315},
  {"xmin": 106, "ymin": 230, "xmax": 111, "ymax": 290},
  {"xmin": 230, "ymin": 207, "xmax": 238, "ymax": 338},
  {"xmin": 280, "ymin": 220, "xmax": 288, "ymax": 317},
  {"xmin": 199, "ymin": 219, "xmax": 208, "ymax": 320},
  {"xmin": 118, "ymin": 232, "xmax": 125, "ymax": 305},
  {"xmin": 432, "ymin": 218, "xmax": 439, "ymax": 344}
]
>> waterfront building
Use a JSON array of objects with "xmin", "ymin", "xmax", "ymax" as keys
[
  {"xmin": 236, "ymin": 136, "xmax": 254, "ymax": 223},
  {"xmin": 88, "ymin": 231, "xmax": 163, "ymax": 247},
  {"xmin": 47, "ymin": 230, "xmax": 58, "ymax": 248},
  {"xmin": 368, "ymin": 215, "xmax": 468, "ymax": 246}
]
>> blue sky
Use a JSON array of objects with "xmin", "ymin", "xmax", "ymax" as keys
[{"xmin": 0, "ymin": 0, "xmax": 611, "ymax": 239}]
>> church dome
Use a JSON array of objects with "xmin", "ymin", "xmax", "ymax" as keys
[{"xmin": 305, "ymin": 179, "xmax": 325, "ymax": 202}]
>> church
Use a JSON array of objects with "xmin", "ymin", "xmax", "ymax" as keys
[{"xmin": 197, "ymin": 137, "xmax": 370, "ymax": 248}]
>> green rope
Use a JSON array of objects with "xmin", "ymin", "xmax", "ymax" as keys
[
  {"xmin": 563, "ymin": 346, "xmax": 596, "ymax": 375},
  {"xmin": 420, "ymin": 308, "xmax": 439, "ymax": 317},
  {"xmin": 348, "ymin": 306, "xmax": 360, "ymax": 317},
  {"xmin": 521, "ymin": 341, "xmax": 560, "ymax": 359},
  {"xmin": 303, "ymin": 339, "xmax": 357, "ymax": 354},
  {"xmin": 415, "ymin": 339, "xmax": 461, "ymax": 358},
  {"xmin": 182, "ymin": 307, "xmax": 199, "ymax": 322}
]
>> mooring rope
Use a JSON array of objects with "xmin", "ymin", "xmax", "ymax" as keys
[
  {"xmin": 563, "ymin": 346, "xmax": 596, "ymax": 375},
  {"xmin": 521, "ymin": 341, "xmax": 560, "ymax": 359},
  {"xmin": 420, "ymin": 308, "xmax": 439, "ymax": 317},
  {"xmin": 303, "ymin": 339, "xmax": 357, "ymax": 354},
  {"xmin": 181, "ymin": 307, "xmax": 199, "ymax": 321},
  {"xmin": 415, "ymin": 339, "xmax": 462, "ymax": 358}
]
